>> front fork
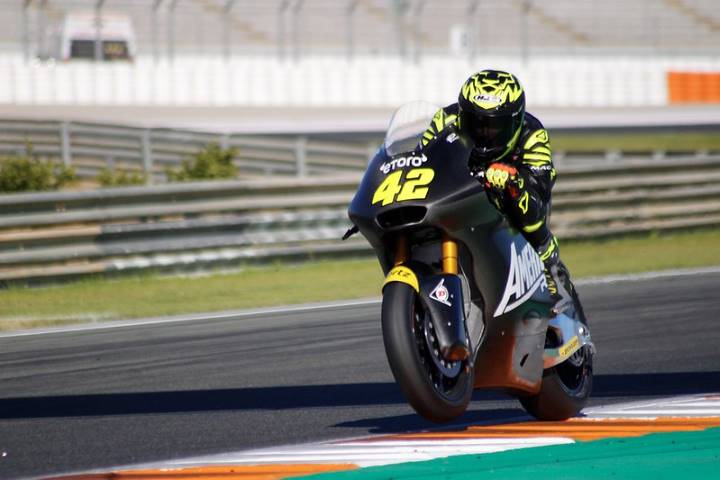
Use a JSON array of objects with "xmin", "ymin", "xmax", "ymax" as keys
[
  {"xmin": 393, "ymin": 234, "xmax": 459, "ymax": 274},
  {"xmin": 442, "ymin": 234, "xmax": 459, "ymax": 274},
  {"xmin": 388, "ymin": 234, "xmax": 469, "ymax": 361}
]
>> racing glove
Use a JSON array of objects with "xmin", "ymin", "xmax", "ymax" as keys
[
  {"xmin": 467, "ymin": 148, "xmax": 491, "ymax": 178},
  {"xmin": 483, "ymin": 162, "xmax": 522, "ymax": 200}
]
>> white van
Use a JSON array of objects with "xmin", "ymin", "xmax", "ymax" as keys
[{"xmin": 59, "ymin": 12, "xmax": 136, "ymax": 61}]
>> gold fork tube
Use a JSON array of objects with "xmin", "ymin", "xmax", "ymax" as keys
[
  {"xmin": 394, "ymin": 235, "xmax": 409, "ymax": 265},
  {"xmin": 442, "ymin": 235, "xmax": 458, "ymax": 274}
]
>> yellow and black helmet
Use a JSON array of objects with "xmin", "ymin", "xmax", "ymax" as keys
[{"xmin": 457, "ymin": 70, "xmax": 525, "ymax": 163}]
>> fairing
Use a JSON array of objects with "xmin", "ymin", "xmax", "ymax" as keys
[{"xmin": 348, "ymin": 102, "xmax": 556, "ymax": 394}]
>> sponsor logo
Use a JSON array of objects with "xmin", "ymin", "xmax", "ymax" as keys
[
  {"xmin": 379, "ymin": 153, "xmax": 428, "ymax": 174},
  {"xmin": 474, "ymin": 93, "xmax": 502, "ymax": 104},
  {"xmin": 429, "ymin": 278, "xmax": 452, "ymax": 306},
  {"xmin": 446, "ymin": 133, "xmax": 459, "ymax": 144},
  {"xmin": 384, "ymin": 265, "xmax": 419, "ymax": 292},
  {"xmin": 558, "ymin": 335, "xmax": 580, "ymax": 358},
  {"xmin": 493, "ymin": 242, "xmax": 548, "ymax": 317},
  {"xmin": 529, "ymin": 164, "xmax": 553, "ymax": 172}
]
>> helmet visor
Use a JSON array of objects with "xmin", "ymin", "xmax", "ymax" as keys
[{"xmin": 460, "ymin": 110, "xmax": 514, "ymax": 151}]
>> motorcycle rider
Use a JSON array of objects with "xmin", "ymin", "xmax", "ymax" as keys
[{"xmin": 421, "ymin": 69, "xmax": 586, "ymax": 322}]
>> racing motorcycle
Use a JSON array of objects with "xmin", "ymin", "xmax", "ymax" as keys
[{"xmin": 345, "ymin": 102, "xmax": 594, "ymax": 423}]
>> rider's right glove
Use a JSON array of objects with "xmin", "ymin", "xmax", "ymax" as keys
[{"xmin": 483, "ymin": 162, "xmax": 521, "ymax": 200}]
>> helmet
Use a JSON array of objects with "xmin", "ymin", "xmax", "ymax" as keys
[{"xmin": 457, "ymin": 70, "xmax": 525, "ymax": 163}]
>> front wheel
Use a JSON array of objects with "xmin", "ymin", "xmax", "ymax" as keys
[
  {"xmin": 519, "ymin": 345, "xmax": 593, "ymax": 420},
  {"xmin": 382, "ymin": 282, "xmax": 474, "ymax": 423}
]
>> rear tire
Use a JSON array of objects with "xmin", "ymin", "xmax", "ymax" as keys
[
  {"xmin": 382, "ymin": 282, "xmax": 473, "ymax": 423},
  {"xmin": 519, "ymin": 345, "xmax": 593, "ymax": 421}
]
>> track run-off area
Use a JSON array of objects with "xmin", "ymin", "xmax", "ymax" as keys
[{"xmin": 1, "ymin": 268, "xmax": 720, "ymax": 479}]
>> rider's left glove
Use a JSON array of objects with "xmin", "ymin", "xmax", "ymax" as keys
[
  {"xmin": 484, "ymin": 163, "xmax": 521, "ymax": 199},
  {"xmin": 467, "ymin": 149, "xmax": 487, "ymax": 178}
]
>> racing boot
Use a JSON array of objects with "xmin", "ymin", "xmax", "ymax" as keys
[
  {"xmin": 552, "ymin": 259, "xmax": 589, "ymax": 325},
  {"xmin": 538, "ymin": 235, "xmax": 588, "ymax": 324}
]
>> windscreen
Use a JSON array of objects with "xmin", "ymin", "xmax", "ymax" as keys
[{"xmin": 383, "ymin": 101, "xmax": 440, "ymax": 157}]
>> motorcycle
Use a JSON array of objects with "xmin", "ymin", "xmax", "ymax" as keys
[{"xmin": 345, "ymin": 102, "xmax": 594, "ymax": 423}]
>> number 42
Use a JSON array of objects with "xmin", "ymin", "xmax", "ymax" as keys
[{"xmin": 372, "ymin": 168, "xmax": 435, "ymax": 206}]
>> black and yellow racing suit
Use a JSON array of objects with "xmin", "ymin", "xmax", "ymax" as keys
[
  {"xmin": 422, "ymin": 104, "xmax": 555, "ymax": 252},
  {"xmin": 422, "ymin": 104, "xmax": 585, "ymax": 321}
]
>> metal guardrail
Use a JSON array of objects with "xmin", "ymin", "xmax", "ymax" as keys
[
  {"xmin": 0, "ymin": 119, "xmax": 375, "ymax": 181},
  {"xmin": 1, "ymin": 155, "xmax": 720, "ymax": 283},
  {"xmin": 3, "ymin": 118, "xmax": 718, "ymax": 185}
]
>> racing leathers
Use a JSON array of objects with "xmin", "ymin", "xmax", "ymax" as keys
[{"xmin": 422, "ymin": 104, "xmax": 586, "ymax": 322}]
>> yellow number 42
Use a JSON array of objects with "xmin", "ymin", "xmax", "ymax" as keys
[{"xmin": 372, "ymin": 168, "xmax": 435, "ymax": 206}]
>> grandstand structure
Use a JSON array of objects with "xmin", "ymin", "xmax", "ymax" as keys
[
  {"xmin": 0, "ymin": 1, "xmax": 717, "ymax": 118},
  {"xmin": 2, "ymin": 0, "xmax": 718, "ymax": 58}
]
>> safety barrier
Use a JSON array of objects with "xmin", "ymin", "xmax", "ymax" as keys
[
  {"xmin": 1, "ymin": 155, "xmax": 719, "ymax": 283},
  {"xmin": 0, "ymin": 119, "xmax": 374, "ymax": 181},
  {"xmin": 3, "ymin": 118, "xmax": 718, "ymax": 185}
]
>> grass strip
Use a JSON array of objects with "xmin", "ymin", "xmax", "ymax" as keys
[
  {"xmin": 365, "ymin": 129, "xmax": 720, "ymax": 154},
  {"xmin": 551, "ymin": 129, "xmax": 720, "ymax": 152},
  {"xmin": 1, "ymin": 228, "xmax": 719, "ymax": 331},
  {"xmin": 295, "ymin": 427, "xmax": 720, "ymax": 480}
]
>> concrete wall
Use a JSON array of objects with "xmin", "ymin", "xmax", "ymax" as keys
[{"xmin": 1, "ymin": 53, "xmax": 719, "ymax": 109}]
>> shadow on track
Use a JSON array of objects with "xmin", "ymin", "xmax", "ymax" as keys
[
  {"xmin": 332, "ymin": 370, "xmax": 720, "ymax": 433},
  {"xmin": 0, "ymin": 382, "xmax": 403, "ymax": 419},
  {"xmin": 2, "ymin": 371, "xmax": 718, "ymax": 420},
  {"xmin": 591, "ymin": 371, "xmax": 720, "ymax": 397},
  {"xmin": 334, "ymin": 408, "xmax": 530, "ymax": 433}
]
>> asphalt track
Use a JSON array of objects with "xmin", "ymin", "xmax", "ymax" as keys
[{"xmin": 2, "ymin": 270, "xmax": 720, "ymax": 479}]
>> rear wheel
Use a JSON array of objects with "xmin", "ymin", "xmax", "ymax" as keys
[
  {"xmin": 382, "ymin": 282, "xmax": 474, "ymax": 423},
  {"xmin": 519, "ymin": 343, "xmax": 593, "ymax": 421}
]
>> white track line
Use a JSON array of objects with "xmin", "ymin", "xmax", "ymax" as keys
[
  {"xmin": 584, "ymin": 393, "xmax": 720, "ymax": 412},
  {"xmin": 3, "ymin": 266, "xmax": 719, "ymax": 338},
  {"xmin": 66, "ymin": 393, "xmax": 720, "ymax": 475},
  {"xmin": 136, "ymin": 437, "xmax": 574, "ymax": 469},
  {"xmin": 133, "ymin": 393, "xmax": 720, "ymax": 470},
  {"xmin": 0, "ymin": 298, "xmax": 380, "ymax": 338},
  {"xmin": 576, "ymin": 265, "xmax": 720, "ymax": 285},
  {"xmin": 586, "ymin": 409, "xmax": 720, "ymax": 416},
  {"xmin": 583, "ymin": 393, "xmax": 720, "ymax": 417}
]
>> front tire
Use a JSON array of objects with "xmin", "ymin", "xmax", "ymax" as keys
[{"xmin": 382, "ymin": 282, "xmax": 474, "ymax": 423}]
